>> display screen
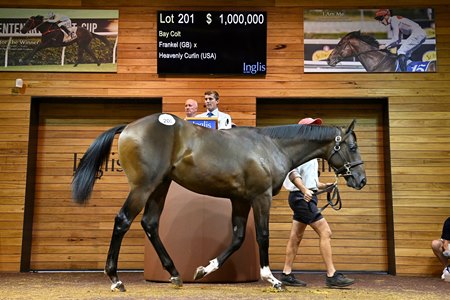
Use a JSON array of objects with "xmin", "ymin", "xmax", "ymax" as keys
[{"xmin": 157, "ymin": 11, "xmax": 267, "ymax": 75}]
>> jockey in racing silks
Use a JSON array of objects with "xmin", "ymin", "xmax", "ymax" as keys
[
  {"xmin": 374, "ymin": 9, "xmax": 427, "ymax": 72},
  {"xmin": 44, "ymin": 12, "xmax": 77, "ymax": 40}
]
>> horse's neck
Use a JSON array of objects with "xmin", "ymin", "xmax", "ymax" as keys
[
  {"xmin": 357, "ymin": 48, "xmax": 395, "ymax": 72},
  {"xmin": 37, "ymin": 22, "xmax": 57, "ymax": 34},
  {"xmin": 280, "ymin": 138, "xmax": 332, "ymax": 170}
]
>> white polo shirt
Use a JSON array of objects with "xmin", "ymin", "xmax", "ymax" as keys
[{"xmin": 283, "ymin": 159, "xmax": 319, "ymax": 192}]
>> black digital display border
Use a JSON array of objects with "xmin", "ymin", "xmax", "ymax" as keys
[{"xmin": 157, "ymin": 11, "xmax": 267, "ymax": 75}]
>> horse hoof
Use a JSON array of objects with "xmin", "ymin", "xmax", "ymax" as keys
[
  {"xmin": 110, "ymin": 280, "xmax": 126, "ymax": 292},
  {"xmin": 170, "ymin": 276, "xmax": 183, "ymax": 288},
  {"xmin": 273, "ymin": 282, "xmax": 287, "ymax": 292},
  {"xmin": 193, "ymin": 266, "xmax": 206, "ymax": 280}
]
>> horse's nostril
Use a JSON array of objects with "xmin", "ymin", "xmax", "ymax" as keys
[{"xmin": 360, "ymin": 177, "xmax": 367, "ymax": 187}]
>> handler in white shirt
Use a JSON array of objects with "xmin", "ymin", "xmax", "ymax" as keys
[
  {"xmin": 279, "ymin": 117, "xmax": 354, "ymax": 288},
  {"xmin": 195, "ymin": 90, "xmax": 232, "ymax": 129}
]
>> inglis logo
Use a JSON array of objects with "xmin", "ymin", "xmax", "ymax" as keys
[
  {"xmin": 243, "ymin": 62, "xmax": 266, "ymax": 74},
  {"xmin": 73, "ymin": 152, "xmax": 122, "ymax": 179}
]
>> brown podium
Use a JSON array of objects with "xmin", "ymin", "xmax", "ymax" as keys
[{"xmin": 144, "ymin": 182, "xmax": 259, "ymax": 283}]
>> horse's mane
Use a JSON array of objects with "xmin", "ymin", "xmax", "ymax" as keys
[
  {"xmin": 258, "ymin": 124, "xmax": 338, "ymax": 141},
  {"xmin": 33, "ymin": 15, "xmax": 59, "ymax": 29},
  {"xmin": 347, "ymin": 31, "xmax": 380, "ymax": 48}
]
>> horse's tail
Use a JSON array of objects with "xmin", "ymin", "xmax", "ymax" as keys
[{"xmin": 72, "ymin": 124, "xmax": 126, "ymax": 204}]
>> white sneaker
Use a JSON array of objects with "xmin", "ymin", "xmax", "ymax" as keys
[{"xmin": 442, "ymin": 267, "xmax": 450, "ymax": 280}]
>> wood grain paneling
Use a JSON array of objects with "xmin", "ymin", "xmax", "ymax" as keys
[
  {"xmin": 257, "ymin": 98, "xmax": 389, "ymax": 273},
  {"xmin": 29, "ymin": 100, "xmax": 161, "ymax": 270},
  {"xmin": 0, "ymin": 95, "xmax": 29, "ymax": 271}
]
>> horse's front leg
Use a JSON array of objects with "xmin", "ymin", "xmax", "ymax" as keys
[
  {"xmin": 19, "ymin": 43, "xmax": 46, "ymax": 64},
  {"xmin": 193, "ymin": 199, "xmax": 251, "ymax": 280},
  {"xmin": 141, "ymin": 181, "xmax": 182, "ymax": 287},
  {"xmin": 104, "ymin": 190, "xmax": 147, "ymax": 292},
  {"xmin": 252, "ymin": 195, "xmax": 285, "ymax": 291}
]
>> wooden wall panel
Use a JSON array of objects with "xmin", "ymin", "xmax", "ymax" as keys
[
  {"xmin": 0, "ymin": 0, "xmax": 448, "ymax": 277},
  {"xmin": 257, "ymin": 99, "xmax": 388, "ymax": 272},
  {"xmin": 389, "ymin": 95, "xmax": 450, "ymax": 276},
  {"xmin": 31, "ymin": 100, "xmax": 161, "ymax": 270},
  {"xmin": 0, "ymin": 95, "xmax": 30, "ymax": 271}
]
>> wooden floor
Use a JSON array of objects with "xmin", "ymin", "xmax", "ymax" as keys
[{"xmin": 0, "ymin": 271, "xmax": 447, "ymax": 299}]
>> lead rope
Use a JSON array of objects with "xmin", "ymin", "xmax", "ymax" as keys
[{"xmin": 312, "ymin": 176, "xmax": 342, "ymax": 216}]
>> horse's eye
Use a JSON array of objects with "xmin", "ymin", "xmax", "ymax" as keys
[{"xmin": 349, "ymin": 144, "xmax": 357, "ymax": 152}]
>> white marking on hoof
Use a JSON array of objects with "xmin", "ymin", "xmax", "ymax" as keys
[
  {"xmin": 203, "ymin": 258, "xmax": 219, "ymax": 275},
  {"xmin": 158, "ymin": 113, "xmax": 176, "ymax": 126},
  {"xmin": 260, "ymin": 266, "xmax": 282, "ymax": 287},
  {"xmin": 194, "ymin": 259, "xmax": 219, "ymax": 280},
  {"xmin": 110, "ymin": 280, "xmax": 123, "ymax": 291}
]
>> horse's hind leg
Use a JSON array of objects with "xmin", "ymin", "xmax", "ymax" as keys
[
  {"xmin": 83, "ymin": 45, "xmax": 101, "ymax": 66},
  {"xmin": 141, "ymin": 179, "xmax": 183, "ymax": 287},
  {"xmin": 104, "ymin": 187, "xmax": 150, "ymax": 292},
  {"xmin": 194, "ymin": 198, "xmax": 251, "ymax": 280},
  {"xmin": 74, "ymin": 46, "xmax": 84, "ymax": 67},
  {"xmin": 252, "ymin": 194, "xmax": 284, "ymax": 291}
]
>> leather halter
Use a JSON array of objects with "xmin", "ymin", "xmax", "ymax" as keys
[
  {"xmin": 327, "ymin": 133, "xmax": 364, "ymax": 177},
  {"xmin": 311, "ymin": 131, "xmax": 364, "ymax": 216}
]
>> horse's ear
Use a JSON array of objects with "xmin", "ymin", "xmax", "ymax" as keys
[{"xmin": 347, "ymin": 119, "xmax": 356, "ymax": 133}]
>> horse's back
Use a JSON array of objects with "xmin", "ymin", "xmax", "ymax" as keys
[
  {"xmin": 170, "ymin": 126, "xmax": 284, "ymax": 198},
  {"xmin": 117, "ymin": 114, "xmax": 285, "ymax": 199},
  {"xmin": 119, "ymin": 113, "xmax": 182, "ymax": 148},
  {"xmin": 118, "ymin": 114, "xmax": 182, "ymax": 181}
]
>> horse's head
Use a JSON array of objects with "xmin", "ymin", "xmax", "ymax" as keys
[
  {"xmin": 326, "ymin": 120, "xmax": 366, "ymax": 190},
  {"xmin": 20, "ymin": 15, "xmax": 44, "ymax": 33},
  {"xmin": 328, "ymin": 31, "xmax": 380, "ymax": 67}
]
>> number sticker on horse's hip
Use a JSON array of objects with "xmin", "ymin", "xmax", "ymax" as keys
[{"xmin": 158, "ymin": 114, "xmax": 176, "ymax": 126}]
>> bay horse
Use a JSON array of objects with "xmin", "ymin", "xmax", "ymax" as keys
[
  {"xmin": 72, "ymin": 113, "xmax": 366, "ymax": 292},
  {"xmin": 20, "ymin": 15, "xmax": 111, "ymax": 67},
  {"xmin": 327, "ymin": 30, "xmax": 435, "ymax": 72}
]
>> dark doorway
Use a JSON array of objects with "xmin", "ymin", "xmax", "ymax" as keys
[
  {"xmin": 257, "ymin": 98, "xmax": 394, "ymax": 274},
  {"xmin": 22, "ymin": 98, "xmax": 161, "ymax": 271}
]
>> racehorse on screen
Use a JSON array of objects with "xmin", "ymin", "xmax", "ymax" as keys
[
  {"xmin": 20, "ymin": 15, "xmax": 111, "ymax": 67},
  {"xmin": 327, "ymin": 30, "xmax": 435, "ymax": 72},
  {"xmin": 72, "ymin": 113, "xmax": 366, "ymax": 292}
]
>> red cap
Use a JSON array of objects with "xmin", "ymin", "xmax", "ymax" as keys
[
  {"xmin": 298, "ymin": 117, "xmax": 323, "ymax": 125},
  {"xmin": 375, "ymin": 9, "xmax": 390, "ymax": 17}
]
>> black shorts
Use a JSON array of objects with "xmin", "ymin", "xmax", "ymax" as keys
[{"xmin": 288, "ymin": 191, "xmax": 324, "ymax": 224}]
